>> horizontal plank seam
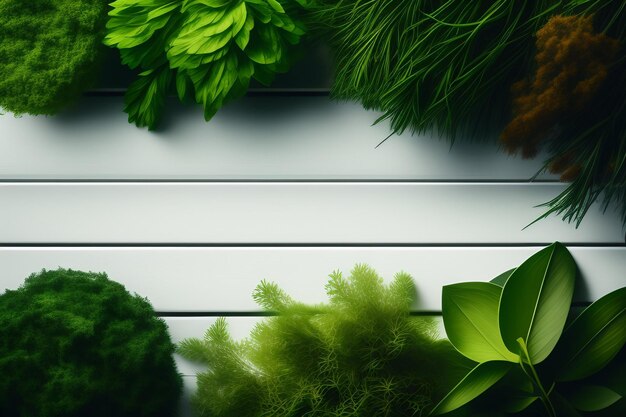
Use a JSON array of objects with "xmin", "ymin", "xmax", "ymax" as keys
[
  {"xmin": 0, "ymin": 180, "xmax": 562, "ymax": 185},
  {"xmin": 2, "ymin": 243, "xmax": 624, "ymax": 248},
  {"xmin": 0, "ymin": 179, "xmax": 560, "ymax": 184},
  {"xmin": 158, "ymin": 311, "xmax": 443, "ymax": 317},
  {"xmin": 156, "ymin": 303, "xmax": 591, "ymax": 318}
]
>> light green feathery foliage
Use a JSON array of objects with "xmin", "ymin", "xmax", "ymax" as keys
[
  {"xmin": 0, "ymin": 269, "xmax": 182, "ymax": 417},
  {"xmin": 179, "ymin": 264, "xmax": 472, "ymax": 417},
  {"xmin": 105, "ymin": 0, "xmax": 309, "ymax": 129},
  {"xmin": 0, "ymin": 0, "xmax": 107, "ymax": 115}
]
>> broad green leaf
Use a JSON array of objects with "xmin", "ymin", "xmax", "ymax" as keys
[
  {"xmin": 502, "ymin": 394, "xmax": 538, "ymax": 413},
  {"xmin": 176, "ymin": 71, "xmax": 189, "ymax": 101},
  {"xmin": 124, "ymin": 65, "xmax": 173, "ymax": 130},
  {"xmin": 235, "ymin": 12, "xmax": 255, "ymax": 50},
  {"xmin": 246, "ymin": 25, "xmax": 281, "ymax": 64},
  {"xmin": 565, "ymin": 385, "xmax": 622, "ymax": 412},
  {"xmin": 490, "ymin": 268, "xmax": 515, "ymax": 287},
  {"xmin": 442, "ymin": 283, "xmax": 518, "ymax": 363},
  {"xmin": 499, "ymin": 242, "xmax": 576, "ymax": 364},
  {"xmin": 555, "ymin": 287, "xmax": 626, "ymax": 381},
  {"xmin": 265, "ymin": 0, "xmax": 285, "ymax": 13},
  {"xmin": 430, "ymin": 361, "xmax": 512, "ymax": 415},
  {"xmin": 552, "ymin": 392, "xmax": 583, "ymax": 417},
  {"xmin": 495, "ymin": 366, "xmax": 538, "ymax": 413}
]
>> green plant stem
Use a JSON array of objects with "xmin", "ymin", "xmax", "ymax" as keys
[{"xmin": 517, "ymin": 338, "xmax": 556, "ymax": 417}]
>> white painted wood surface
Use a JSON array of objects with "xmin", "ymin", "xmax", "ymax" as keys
[
  {"xmin": 1, "ymin": 183, "xmax": 622, "ymax": 244},
  {"xmin": 2, "ymin": 247, "xmax": 623, "ymax": 312},
  {"xmin": 0, "ymin": 97, "xmax": 553, "ymax": 180},
  {"xmin": 1, "ymin": 92, "xmax": 624, "ymax": 417}
]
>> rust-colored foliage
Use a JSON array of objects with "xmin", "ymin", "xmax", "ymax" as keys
[{"xmin": 501, "ymin": 15, "xmax": 620, "ymax": 175}]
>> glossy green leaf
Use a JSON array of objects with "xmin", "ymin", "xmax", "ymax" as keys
[
  {"xmin": 495, "ymin": 367, "xmax": 538, "ymax": 413},
  {"xmin": 442, "ymin": 283, "xmax": 518, "ymax": 363},
  {"xmin": 552, "ymin": 392, "xmax": 583, "ymax": 417},
  {"xmin": 499, "ymin": 242, "xmax": 576, "ymax": 364},
  {"xmin": 566, "ymin": 385, "xmax": 622, "ymax": 412},
  {"xmin": 430, "ymin": 361, "xmax": 512, "ymax": 415},
  {"xmin": 502, "ymin": 394, "xmax": 538, "ymax": 413},
  {"xmin": 490, "ymin": 268, "xmax": 515, "ymax": 287},
  {"xmin": 556, "ymin": 287, "xmax": 626, "ymax": 381}
]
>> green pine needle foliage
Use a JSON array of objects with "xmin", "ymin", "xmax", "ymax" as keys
[
  {"xmin": 105, "ymin": 0, "xmax": 309, "ymax": 130},
  {"xmin": 0, "ymin": 269, "xmax": 182, "ymax": 417},
  {"xmin": 179, "ymin": 264, "xmax": 470, "ymax": 417},
  {"xmin": 312, "ymin": 0, "xmax": 561, "ymax": 139},
  {"xmin": 530, "ymin": 2, "xmax": 626, "ymax": 228},
  {"xmin": 0, "ymin": 0, "xmax": 107, "ymax": 115},
  {"xmin": 313, "ymin": 0, "xmax": 626, "ymax": 228}
]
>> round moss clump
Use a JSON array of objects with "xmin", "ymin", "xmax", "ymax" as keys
[
  {"xmin": 0, "ymin": 269, "xmax": 182, "ymax": 417},
  {"xmin": 0, "ymin": 0, "xmax": 107, "ymax": 115}
]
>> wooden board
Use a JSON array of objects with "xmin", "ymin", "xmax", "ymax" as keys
[
  {"xmin": 0, "ymin": 97, "xmax": 554, "ymax": 180},
  {"xmin": 2, "ymin": 247, "xmax": 623, "ymax": 312},
  {"xmin": 1, "ymin": 183, "xmax": 622, "ymax": 244}
]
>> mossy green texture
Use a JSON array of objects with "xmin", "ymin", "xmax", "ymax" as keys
[
  {"xmin": 179, "ymin": 264, "xmax": 469, "ymax": 417},
  {"xmin": 0, "ymin": 269, "xmax": 182, "ymax": 417},
  {"xmin": 0, "ymin": 0, "xmax": 106, "ymax": 115}
]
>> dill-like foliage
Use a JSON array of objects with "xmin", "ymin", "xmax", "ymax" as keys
[
  {"xmin": 0, "ymin": 0, "xmax": 106, "ymax": 115},
  {"xmin": 0, "ymin": 269, "xmax": 182, "ymax": 417},
  {"xmin": 179, "ymin": 264, "xmax": 470, "ymax": 417}
]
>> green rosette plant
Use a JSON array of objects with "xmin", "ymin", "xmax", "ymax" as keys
[
  {"xmin": 432, "ymin": 242, "xmax": 626, "ymax": 416},
  {"xmin": 0, "ymin": 0, "xmax": 107, "ymax": 115},
  {"xmin": 179, "ymin": 264, "xmax": 469, "ymax": 417},
  {"xmin": 105, "ymin": 0, "xmax": 309, "ymax": 129},
  {"xmin": 0, "ymin": 269, "xmax": 182, "ymax": 417}
]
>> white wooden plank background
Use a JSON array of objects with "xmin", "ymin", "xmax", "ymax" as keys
[
  {"xmin": 0, "ymin": 97, "xmax": 554, "ymax": 180},
  {"xmin": 1, "ymin": 92, "xmax": 624, "ymax": 417},
  {"xmin": 1, "ymin": 247, "xmax": 623, "ymax": 311},
  {"xmin": 1, "ymin": 183, "xmax": 622, "ymax": 244}
]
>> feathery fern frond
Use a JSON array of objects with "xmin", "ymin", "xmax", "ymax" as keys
[{"xmin": 180, "ymin": 264, "xmax": 470, "ymax": 417}]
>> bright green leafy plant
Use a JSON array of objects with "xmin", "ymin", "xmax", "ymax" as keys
[
  {"xmin": 433, "ymin": 242, "xmax": 626, "ymax": 416},
  {"xmin": 0, "ymin": 0, "xmax": 107, "ymax": 115},
  {"xmin": 179, "ymin": 264, "xmax": 469, "ymax": 417},
  {"xmin": 105, "ymin": 0, "xmax": 309, "ymax": 129},
  {"xmin": 0, "ymin": 269, "xmax": 182, "ymax": 417}
]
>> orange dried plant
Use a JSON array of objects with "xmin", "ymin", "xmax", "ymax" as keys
[{"xmin": 501, "ymin": 14, "xmax": 620, "ymax": 170}]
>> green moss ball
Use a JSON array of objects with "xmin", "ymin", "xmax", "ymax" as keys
[
  {"xmin": 0, "ymin": 0, "xmax": 107, "ymax": 115},
  {"xmin": 0, "ymin": 269, "xmax": 182, "ymax": 417}
]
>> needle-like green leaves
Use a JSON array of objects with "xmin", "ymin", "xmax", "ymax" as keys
[
  {"xmin": 105, "ymin": 0, "xmax": 308, "ymax": 129},
  {"xmin": 313, "ymin": 0, "xmax": 558, "ymax": 139}
]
